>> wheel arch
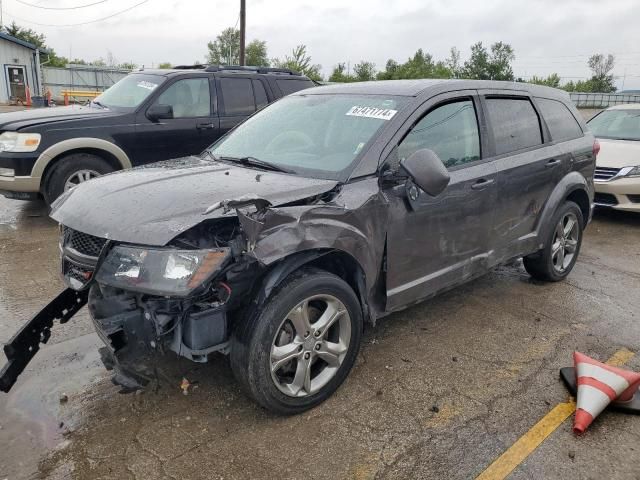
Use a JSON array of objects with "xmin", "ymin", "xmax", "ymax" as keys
[
  {"xmin": 33, "ymin": 138, "xmax": 132, "ymax": 190},
  {"xmin": 258, "ymin": 249, "xmax": 372, "ymax": 324}
]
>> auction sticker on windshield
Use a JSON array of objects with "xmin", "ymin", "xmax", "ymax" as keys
[{"xmin": 346, "ymin": 106, "xmax": 397, "ymax": 120}]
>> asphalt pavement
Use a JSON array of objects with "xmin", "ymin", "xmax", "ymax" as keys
[{"xmin": 0, "ymin": 194, "xmax": 639, "ymax": 480}]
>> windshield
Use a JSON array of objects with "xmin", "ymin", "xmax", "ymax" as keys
[
  {"xmin": 209, "ymin": 94, "xmax": 408, "ymax": 179},
  {"xmin": 93, "ymin": 74, "xmax": 165, "ymax": 110},
  {"xmin": 588, "ymin": 109, "xmax": 640, "ymax": 141}
]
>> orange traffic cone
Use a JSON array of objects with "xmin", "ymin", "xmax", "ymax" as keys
[
  {"xmin": 573, "ymin": 352, "xmax": 640, "ymax": 434},
  {"xmin": 25, "ymin": 86, "xmax": 32, "ymax": 107}
]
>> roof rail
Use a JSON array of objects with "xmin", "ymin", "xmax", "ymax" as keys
[
  {"xmin": 203, "ymin": 65, "xmax": 301, "ymax": 76},
  {"xmin": 173, "ymin": 64, "xmax": 207, "ymax": 70}
]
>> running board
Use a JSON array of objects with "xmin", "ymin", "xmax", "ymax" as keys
[{"xmin": 0, "ymin": 288, "xmax": 88, "ymax": 393}]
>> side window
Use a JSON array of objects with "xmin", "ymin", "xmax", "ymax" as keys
[
  {"xmin": 536, "ymin": 98, "xmax": 583, "ymax": 142},
  {"xmin": 252, "ymin": 79, "xmax": 268, "ymax": 109},
  {"xmin": 154, "ymin": 78, "xmax": 210, "ymax": 118},
  {"xmin": 276, "ymin": 78, "xmax": 314, "ymax": 96},
  {"xmin": 397, "ymin": 100, "xmax": 481, "ymax": 169},
  {"xmin": 220, "ymin": 77, "xmax": 255, "ymax": 115},
  {"xmin": 485, "ymin": 98, "xmax": 542, "ymax": 155}
]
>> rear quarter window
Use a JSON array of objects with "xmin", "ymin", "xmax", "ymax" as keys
[
  {"xmin": 276, "ymin": 78, "xmax": 314, "ymax": 96},
  {"xmin": 485, "ymin": 97, "xmax": 542, "ymax": 155},
  {"xmin": 536, "ymin": 98, "xmax": 583, "ymax": 142}
]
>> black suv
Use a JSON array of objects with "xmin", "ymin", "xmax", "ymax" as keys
[
  {"xmin": 0, "ymin": 65, "xmax": 314, "ymax": 203},
  {"xmin": 1, "ymin": 80, "xmax": 595, "ymax": 414}
]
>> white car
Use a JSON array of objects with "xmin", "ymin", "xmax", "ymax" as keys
[{"xmin": 588, "ymin": 104, "xmax": 640, "ymax": 212}]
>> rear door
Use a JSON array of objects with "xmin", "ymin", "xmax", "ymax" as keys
[
  {"xmin": 134, "ymin": 76, "xmax": 218, "ymax": 163},
  {"xmin": 384, "ymin": 91, "xmax": 498, "ymax": 310},
  {"xmin": 480, "ymin": 93, "xmax": 562, "ymax": 258},
  {"xmin": 216, "ymin": 76, "xmax": 267, "ymax": 135}
]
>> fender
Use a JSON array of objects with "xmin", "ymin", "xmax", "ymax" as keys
[
  {"xmin": 32, "ymin": 137, "xmax": 133, "ymax": 179},
  {"xmin": 535, "ymin": 171, "xmax": 590, "ymax": 246}
]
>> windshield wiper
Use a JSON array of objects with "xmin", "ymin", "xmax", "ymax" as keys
[
  {"xmin": 90, "ymin": 100, "xmax": 107, "ymax": 109},
  {"xmin": 218, "ymin": 155, "xmax": 293, "ymax": 173}
]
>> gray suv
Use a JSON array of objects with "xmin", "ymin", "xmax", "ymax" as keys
[{"xmin": 1, "ymin": 80, "xmax": 596, "ymax": 414}]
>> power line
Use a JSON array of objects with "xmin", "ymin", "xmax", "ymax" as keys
[
  {"xmin": 16, "ymin": 0, "xmax": 110, "ymax": 10},
  {"xmin": 5, "ymin": 0, "xmax": 149, "ymax": 27}
]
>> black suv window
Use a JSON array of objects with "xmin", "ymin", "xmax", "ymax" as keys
[
  {"xmin": 252, "ymin": 79, "xmax": 268, "ymax": 109},
  {"xmin": 276, "ymin": 78, "xmax": 314, "ymax": 96},
  {"xmin": 220, "ymin": 77, "xmax": 255, "ymax": 115},
  {"xmin": 485, "ymin": 97, "xmax": 542, "ymax": 155},
  {"xmin": 398, "ymin": 100, "xmax": 481, "ymax": 169},
  {"xmin": 536, "ymin": 98, "xmax": 583, "ymax": 142},
  {"xmin": 155, "ymin": 78, "xmax": 210, "ymax": 118}
]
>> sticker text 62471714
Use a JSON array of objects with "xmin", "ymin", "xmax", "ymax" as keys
[{"xmin": 346, "ymin": 106, "xmax": 398, "ymax": 121}]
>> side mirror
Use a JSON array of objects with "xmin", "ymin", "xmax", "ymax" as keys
[
  {"xmin": 147, "ymin": 104, "xmax": 173, "ymax": 121},
  {"xmin": 400, "ymin": 149, "xmax": 450, "ymax": 197}
]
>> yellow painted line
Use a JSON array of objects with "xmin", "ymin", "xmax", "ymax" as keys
[{"xmin": 476, "ymin": 348, "xmax": 635, "ymax": 480}]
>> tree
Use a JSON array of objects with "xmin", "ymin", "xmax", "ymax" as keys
[
  {"xmin": 118, "ymin": 62, "xmax": 137, "ymax": 71},
  {"xmin": 2, "ymin": 21, "xmax": 69, "ymax": 67},
  {"xmin": 206, "ymin": 27, "xmax": 240, "ymax": 65},
  {"xmin": 353, "ymin": 61, "xmax": 376, "ymax": 81},
  {"xmin": 376, "ymin": 59, "xmax": 399, "ymax": 80},
  {"xmin": 587, "ymin": 54, "xmax": 616, "ymax": 92},
  {"xmin": 329, "ymin": 63, "xmax": 353, "ymax": 82},
  {"xmin": 529, "ymin": 73, "xmax": 561, "ymax": 88},
  {"xmin": 158, "ymin": 62, "xmax": 173, "ymax": 69},
  {"xmin": 246, "ymin": 40, "xmax": 269, "ymax": 67},
  {"xmin": 445, "ymin": 47, "xmax": 461, "ymax": 78},
  {"xmin": 461, "ymin": 41, "xmax": 515, "ymax": 80},
  {"xmin": 272, "ymin": 45, "xmax": 322, "ymax": 81}
]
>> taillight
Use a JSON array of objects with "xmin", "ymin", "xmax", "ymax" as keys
[{"xmin": 593, "ymin": 140, "xmax": 600, "ymax": 157}]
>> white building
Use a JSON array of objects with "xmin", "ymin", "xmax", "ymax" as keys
[{"xmin": 0, "ymin": 32, "xmax": 45, "ymax": 104}]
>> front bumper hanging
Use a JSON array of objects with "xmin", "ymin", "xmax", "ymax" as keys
[{"xmin": 0, "ymin": 288, "xmax": 88, "ymax": 393}]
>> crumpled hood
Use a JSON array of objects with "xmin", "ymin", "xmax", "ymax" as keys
[
  {"xmin": 596, "ymin": 138, "xmax": 640, "ymax": 168},
  {"xmin": 50, "ymin": 156, "xmax": 338, "ymax": 246},
  {"xmin": 0, "ymin": 105, "xmax": 120, "ymax": 131}
]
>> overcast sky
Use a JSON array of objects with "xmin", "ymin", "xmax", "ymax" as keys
[{"xmin": 5, "ymin": 0, "xmax": 640, "ymax": 89}]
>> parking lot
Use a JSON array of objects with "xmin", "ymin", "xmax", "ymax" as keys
[{"xmin": 1, "ymin": 194, "xmax": 639, "ymax": 479}]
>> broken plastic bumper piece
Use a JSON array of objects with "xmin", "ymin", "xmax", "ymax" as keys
[{"xmin": 0, "ymin": 288, "xmax": 87, "ymax": 393}]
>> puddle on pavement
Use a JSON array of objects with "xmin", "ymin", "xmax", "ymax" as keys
[{"xmin": 0, "ymin": 334, "xmax": 106, "ymax": 480}]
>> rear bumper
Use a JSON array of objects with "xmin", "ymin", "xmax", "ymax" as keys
[{"xmin": 594, "ymin": 177, "xmax": 640, "ymax": 212}]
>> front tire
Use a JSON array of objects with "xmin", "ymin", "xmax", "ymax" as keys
[
  {"xmin": 43, "ymin": 153, "xmax": 114, "ymax": 205},
  {"xmin": 230, "ymin": 268, "xmax": 363, "ymax": 415},
  {"xmin": 523, "ymin": 200, "xmax": 584, "ymax": 281}
]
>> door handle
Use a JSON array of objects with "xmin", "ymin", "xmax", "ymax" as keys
[
  {"xmin": 545, "ymin": 159, "xmax": 561, "ymax": 168},
  {"xmin": 197, "ymin": 123, "xmax": 216, "ymax": 130},
  {"xmin": 470, "ymin": 178, "xmax": 494, "ymax": 190}
]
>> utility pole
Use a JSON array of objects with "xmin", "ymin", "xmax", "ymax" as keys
[{"xmin": 239, "ymin": 0, "xmax": 246, "ymax": 66}]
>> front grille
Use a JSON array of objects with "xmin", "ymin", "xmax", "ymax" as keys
[
  {"xmin": 594, "ymin": 193, "xmax": 618, "ymax": 206},
  {"xmin": 62, "ymin": 258, "xmax": 94, "ymax": 288},
  {"xmin": 594, "ymin": 167, "xmax": 621, "ymax": 182},
  {"xmin": 63, "ymin": 226, "xmax": 107, "ymax": 258}
]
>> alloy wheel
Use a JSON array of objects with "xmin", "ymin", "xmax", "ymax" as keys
[
  {"xmin": 551, "ymin": 212, "xmax": 579, "ymax": 273},
  {"xmin": 64, "ymin": 169, "xmax": 100, "ymax": 191},
  {"xmin": 270, "ymin": 294, "xmax": 351, "ymax": 397}
]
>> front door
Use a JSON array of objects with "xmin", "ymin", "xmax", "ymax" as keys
[
  {"xmin": 7, "ymin": 66, "xmax": 27, "ymax": 102},
  {"xmin": 134, "ymin": 77, "xmax": 219, "ymax": 164},
  {"xmin": 384, "ymin": 93, "xmax": 498, "ymax": 311}
]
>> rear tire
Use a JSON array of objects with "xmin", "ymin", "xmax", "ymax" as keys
[
  {"xmin": 43, "ymin": 153, "xmax": 114, "ymax": 205},
  {"xmin": 230, "ymin": 268, "xmax": 363, "ymax": 415},
  {"xmin": 523, "ymin": 200, "xmax": 584, "ymax": 282}
]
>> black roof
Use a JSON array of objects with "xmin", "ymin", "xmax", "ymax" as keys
[
  {"xmin": 295, "ymin": 79, "xmax": 570, "ymax": 99},
  {"xmin": 137, "ymin": 65, "xmax": 307, "ymax": 78}
]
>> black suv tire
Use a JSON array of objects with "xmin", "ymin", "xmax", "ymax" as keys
[
  {"xmin": 44, "ymin": 153, "xmax": 114, "ymax": 205},
  {"xmin": 523, "ymin": 200, "xmax": 584, "ymax": 282},
  {"xmin": 230, "ymin": 268, "xmax": 363, "ymax": 415}
]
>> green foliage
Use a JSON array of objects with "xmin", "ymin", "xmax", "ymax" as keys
[
  {"xmin": 586, "ymin": 54, "xmax": 616, "ymax": 92},
  {"xmin": 272, "ymin": 45, "xmax": 322, "ymax": 81},
  {"xmin": 445, "ymin": 47, "xmax": 462, "ymax": 78},
  {"xmin": 376, "ymin": 49, "xmax": 453, "ymax": 80},
  {"xmin": 461, "ymin": 42, "xmax": 515, "ymax": 80},
  {"xmin": 246, "ymin": 40, "xmax": 269, "ymax": 67},
  {"xmin": 2, "ymin": 21, "xmax": 68, "ymax": 67},
  {"xmin": 207, "ymin": 28, "xmax": 240, "ymax": 65},
  {"xmin": 328, "ymin": 63, "xmax": 354, "ymax": 82},
  {"xmin": 353, "ymin": 61, "xmax": 376, "ymax": 81},
  {"xmin": 158, "ymin": 62, "xmax": 173, "ymax": 69},
  {"xmin": 528, "ymin": 73, "xmax": 561, "ymax": 88}
]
